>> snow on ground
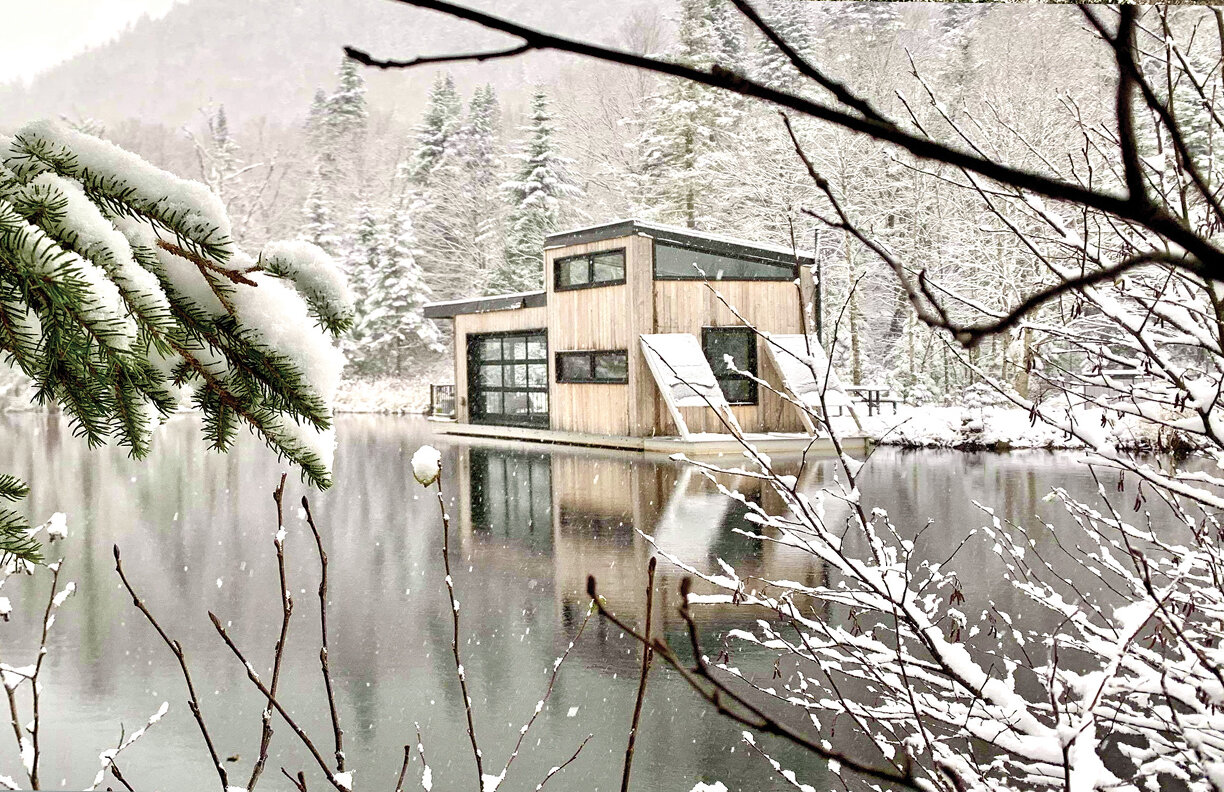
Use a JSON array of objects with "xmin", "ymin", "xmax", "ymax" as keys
[
  {"xmin": 862, "ymin": 403, "xmax": 1191, "ymax": 452},
  {"xmin": 332, "ymin": 377, "xmax": 430, "ymax": 414}
]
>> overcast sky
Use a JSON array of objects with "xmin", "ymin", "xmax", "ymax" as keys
[{"xmin": 0, "ymin": 0, "xmax": 180, "ymax": 83}]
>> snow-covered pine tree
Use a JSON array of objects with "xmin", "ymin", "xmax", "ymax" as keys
[
  {"xmin": 0, "ymin": 120, "xmax": 353, "ymax": 562},
  {"xmin": 407, "ymin": 73, "xmax": 485, "ymax": 299},
  {"xmin": 305, "ymin": 88, "xmax": 329, "ymax": 144},
  {"xmin": 633, "ymin": 0, "xmax": 744, "ymax": 228},
  {"xmin": 410, "ymin": 73, "xmax": 463, "ymax": 187},
  {"xmin": 358, "ymin": 205, "xmax": 440, "ymax": 375},
  {"xmin": 753, "ymin": 0, "xmax": 814, "ymax": 93},
  {"xmin": 299, "ymin": 164, "xmax": 342, "ymax": 255},
  {"xmin": 325, "ymin": 56, "xmax": 369, "ymax": 145},
  {"xmin": 461, "ymin": 84, "xmax": 504, "ymax": 277},
  {"xmin": 493, "ymin": 89, "xmax": 581, "ymax": 294},
  {"xmin": 339, "ymin": 201, "xmax": 379, "ymax": 371}
]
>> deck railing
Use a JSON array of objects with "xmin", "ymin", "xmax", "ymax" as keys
[{"xmin": 429, "ymin": 384, "xmax": 456, "ymax": 418}]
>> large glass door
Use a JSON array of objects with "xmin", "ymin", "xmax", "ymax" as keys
[{"xmin": 467, "ymin": 330, "xmax": 549, "ymax": 427}]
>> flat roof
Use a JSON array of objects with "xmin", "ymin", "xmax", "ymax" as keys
[
  {"xmin": 423, "ymin": 290, "xmax": 547, "ymax": 319},
  {"xmin": 544, "ymin": 218, "xmax": 816, "ymax": 266}
]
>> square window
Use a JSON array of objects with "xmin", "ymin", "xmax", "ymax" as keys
[
  {"xmin": 505, "ymin": 391, "xmax": 528, "ymax": 415},
  {"xmin": 480, "ymin": 338, "xmax": 502, "ymax": 360},
  {"xmin": 720, "ymin": 379, "xmax": 753, "ymax": 404},
  {"xmin": 557, "ymin": 257, "xmax": 590, "ymax": 288},
  {"xmin": 529, "ymin": 392, "xmax": 548, "ymax": 414},
  {"xmin": 527, "ymin": 339, "xmax": 546, "ymax": 359},
  {"xmin": 594, "ymin": 352, "xmax": 628, "ymax": 382},
  {"xmin": 559, "ymin": 353, "xmax": 592, "ymax": 382},
  {"xmin": 478, "ymin": 366, "xmax": 502, "ymax": 387},
  {"xmin": 528, "ymin": 364, "xmax": 547, "ymax": 388},
  {"xmin": 510, "ymin": 365, "xmax": 527, "ymax": 387},
  {"xmin": 592, "ymin": 251, "xmax": 625, "ymax": 283},
  {"xmin": 508, "ymin": 339, "xmax": 527, "ymax": 360}
]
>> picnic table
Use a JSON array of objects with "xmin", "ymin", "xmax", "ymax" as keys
[{"xmin": 844, "ymin": 385, "xmax": 898, "ymax": 416}]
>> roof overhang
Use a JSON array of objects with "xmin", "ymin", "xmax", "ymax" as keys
[
  {"xmin": 545, "ymin": 219, "xmax": 815, "ymax": 267},
  {"xmin": 423, "ymin": 290, "xmax": 547, "ymax": 319}
]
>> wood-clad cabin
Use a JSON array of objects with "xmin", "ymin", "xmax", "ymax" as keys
[{"xmin": 423, "ymin": 219, "xmax": 829, "ymax": 440}]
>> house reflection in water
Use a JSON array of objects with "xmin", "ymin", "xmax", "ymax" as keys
[{"xmin": 451, "ymin": 441, "xmax": 834, "ymax": 662}]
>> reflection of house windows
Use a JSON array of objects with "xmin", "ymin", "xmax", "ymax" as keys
[
  {"xmin": 556, "ymin": 350, "xmax": 629, "ymax": 384},
  {"xmin": 558, "ymin": 506, "xmax": 634, "ymax": 547},
  {"xmin": 708, "ymin": 489, "xmax": 764, "ymax": 565},
  {"xmin": 470, "ymin": 448, "xmax": 552, "ymax": 554}
]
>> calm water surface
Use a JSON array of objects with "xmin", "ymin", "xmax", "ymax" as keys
[{"xmin": 0, "ymin": 413, "xmax": 1181, "ymax": 791}]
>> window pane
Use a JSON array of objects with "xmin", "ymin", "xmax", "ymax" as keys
[
  {"xmin": 508, "ymin": 339, "xmax": 527, "ymax": 360},
  {"xmin": 592, "ymin": 251, "xmax": 625, "ymax": 283},
  {"xmin": 505, "ymin": 391, "xmax": 528, "ymax": 415},
  {"xmin": 478, "ymin": 365, "xmax": 502, "ymax": 386},
  {"xmin": 509, "ymin": 365, "xmax": 527, "ymax": 387},
  {"xmin": 720, "ymin": 378, "xmax": 752, "ymax": 404},
  {"xmin": 529, "ymin": 392, "xmax": 548, "ymax": 414},
  {"xmin": 654, "ymin": 242, "xmax": 792, "ymax": 280},
  {"xmin": 594, "ymin": 352, "xmax": 628, "ymax": 382},
  {"xmin": 557, "ymin": 257, "xmax": 589, "ymax": 287},
  {"xmin": 559, "ymin": 354, "xmax": 592, "ymax": 382},
  {"xmin": 527, "ymin": 339, "xmax": 546, "ymax": 359},
  {"xmin": 483, "ymin": 392, "xmax": 503, "ymax": 414},
  {"xmin": 704, "ymin": 329, "xmax": 753, "ymax": 377},
  {"xmin": 480, "ymin": 338, "xmax": 502, "ymax": 360},
  {"xmin": 528, "ymin": 363, "xmax": 547, "ymax": 387}
]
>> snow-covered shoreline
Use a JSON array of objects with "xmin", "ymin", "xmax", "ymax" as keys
[{"xmin": 864, "ymin": 404, "xmax": 1195, "ymax": 453}]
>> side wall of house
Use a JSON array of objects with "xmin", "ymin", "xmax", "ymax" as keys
[
  {"xmin": 652, "ymin": 279, "xmax": 806, "ymax": 435},
  {"xmin": 544, "ymin": 235, "xmax": 655, "ymax": 436},
  {"xmin": 452, "ymin": 305, "xmax": 548, "ymax": 423}
]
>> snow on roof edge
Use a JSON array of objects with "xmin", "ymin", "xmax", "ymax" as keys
[{"xmin": 544, "ymin": 218, "xmax": 816, "ymax": 260}]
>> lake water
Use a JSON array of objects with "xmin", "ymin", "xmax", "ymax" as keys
[{"xmin": 0, "ymin": 413, "xmax": 1174, "ymax": 791}]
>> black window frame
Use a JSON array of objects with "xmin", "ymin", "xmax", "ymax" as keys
[
  {"xmin": 701, "ymin": 326, "xmax": 758, "ymax": 405},
  {"xmin": 553, "ymin": 248, "xmax": 627, "ymax": 292},
  {"xmin": 555, "ymin": 350, "xmax": 630, "ymax": 384},
  {"xmin": 466, "ymin": 329, "xmax": 550, "ymax": 428},
  {"xmin": 653, "ymin": 241, "xmax": 797, "ymax": 282}
]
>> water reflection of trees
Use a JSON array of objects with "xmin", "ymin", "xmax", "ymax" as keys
[{"xmin": 0, "ymin": 415, "xmax": 1164, "ymax": 789}]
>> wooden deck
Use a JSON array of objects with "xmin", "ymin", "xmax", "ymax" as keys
[{"xmin": 427, "ymin": 418, "xmax": 870, "ymax": 458}]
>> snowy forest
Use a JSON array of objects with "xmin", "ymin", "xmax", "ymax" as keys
[
  {"xmin": 9, "ymin": 1, "xmax": 1224, "ymax": 792},
  {"xmin": 28, "ymin": 0, "xmax": 1110, "ymax": 402}
]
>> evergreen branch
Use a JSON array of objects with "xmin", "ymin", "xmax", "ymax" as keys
[{"xmin": 0, "ymin": 476, "xmax": 27, "ymax": 502}]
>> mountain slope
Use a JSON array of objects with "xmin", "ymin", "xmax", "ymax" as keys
[{"xmin": 0, "ymin": 0, "xmax": 655, "ymax": 129}]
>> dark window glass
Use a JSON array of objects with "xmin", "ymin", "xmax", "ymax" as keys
[
  {"xmin": 594, "ymin": 352, "xmax": 629, "ymax": 382},
  {"xmin": 558, "ymin": 353, "xmax": 592, "ymax": 382},
  {"xmin": 654, "ymin": 242, "xmax": 794, "ymax": 281},
  {"xmin": 554, "ymin": 249, "xmax": 626, "ymax": 291},
  {"xmin": 702, "ymin": 327, "xmax": 757, "ymax": 404},
  {"xmin": 557, "ymin": 350, "xmax": 630, "ymax": 383},
  {"xmin": 592, "ymin": 250, "xmax": 625, "ymax": 282},
  {"xmin": 468, "ymin": 330, "xmax": 548, "ymax": 427},
  {"xmin": 480, "ymin": 338, "xmax": 502, "ymax": 360},
  {"xmin": 478, "ymin": 366, "xmax": 502, "ymax": 387},
  {"xmin": 505, "ymin": 391, "xmax": 528, "ymax": 415},
  {"xmin": 556, "ymin": 256, "xmax": 589, "ymax": 288}
]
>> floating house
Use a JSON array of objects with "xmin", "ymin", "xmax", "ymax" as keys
[{"xmin": 423, "ymin": 219, "xmax": 862, "ymax": 455}]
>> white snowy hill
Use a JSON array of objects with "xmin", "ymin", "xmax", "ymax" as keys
[{"xmin": 0, "ymin": 0, "xmax": 656, "ymax": 129}]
